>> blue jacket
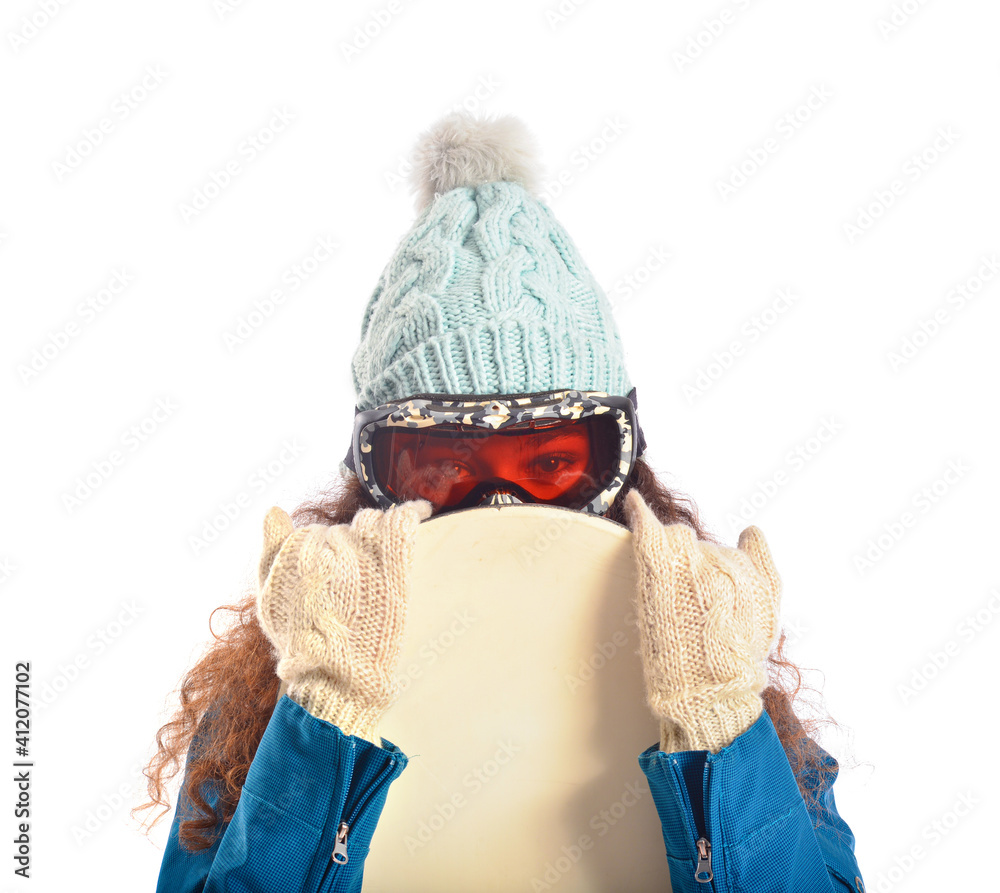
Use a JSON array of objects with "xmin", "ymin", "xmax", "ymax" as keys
[{"xmin": 156, "ymin": 695, "xmax": 865, "ymax": 892}]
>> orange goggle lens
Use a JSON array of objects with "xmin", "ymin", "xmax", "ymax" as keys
[{"xmin": 370, "ymin": 415, "xmax": 621, "ymax": 511}]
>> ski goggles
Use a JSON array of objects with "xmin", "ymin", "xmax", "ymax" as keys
[{"xmin": 343, "ymin": 388, "xmax": 646, "ymax": 516}]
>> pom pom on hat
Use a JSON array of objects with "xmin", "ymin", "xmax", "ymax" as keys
[{"xmin": 409, "ymin": 111, "xmax": 542, "ymax": 211}]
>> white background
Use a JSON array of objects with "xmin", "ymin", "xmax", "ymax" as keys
[{"xmin": 2, "ymin": 0, "xmax": 998, "ymax": 889}]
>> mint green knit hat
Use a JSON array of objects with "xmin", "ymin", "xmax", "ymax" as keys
[{"xmin": 349, "ymin": 112, "xmax": 634, "ymax": 412}]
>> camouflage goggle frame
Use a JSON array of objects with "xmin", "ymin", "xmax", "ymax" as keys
[{"xmin": 347, "ymin": 388, "xmax": 643, "ymax": 516}]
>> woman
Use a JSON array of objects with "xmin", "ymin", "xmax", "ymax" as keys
[{"xmin": 135, "ymin": 112, "xmax": 866, "ymax": 892}]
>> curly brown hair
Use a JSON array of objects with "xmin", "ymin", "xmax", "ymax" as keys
[{"xmin": 132, "ymin": 456, "xmax": 848, "ymax": 851}]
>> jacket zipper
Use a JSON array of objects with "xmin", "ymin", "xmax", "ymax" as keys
[
  {"xmin": 318, "ymin": 754, "xmax": 400, "ymax": 892},
  {"xmin": 332, "ymin": 822, "xmax": 349, "ymax": 864},
  {"xmin": 696, "ymin": 761, "xmax": 715, "ymax": 888},
  {"xmin": 695, "ymin": 837, "xmax": 713, "ymax": 884}
]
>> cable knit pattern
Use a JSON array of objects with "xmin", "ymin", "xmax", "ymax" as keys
[
  {"xmin": 623, "ymin": 490, "xmax": 783, "ymax": 755},
  {"xmin": 255, "ymin": 500, "xmax": 432, "ymax": 747},
  {"xmin": 350, "ymin": 181, "xmax": 632, "ymax": 410}
]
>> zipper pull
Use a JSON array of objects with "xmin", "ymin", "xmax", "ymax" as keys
[
  {"xmin": 695, "ymin": 837, "xmax": 713, "ymax": 883},
  {"xmin": 332, "ymin": 822, "xmax": 350, "ymax": 865}
]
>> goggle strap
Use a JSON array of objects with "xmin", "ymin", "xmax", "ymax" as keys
[
  {"xmin": 626, "ymin": 386, "xmax": 647, "ymax": 460},
  {"xmin": 342, "ymin": 421, "xmax": 359, "ymax": 475}
]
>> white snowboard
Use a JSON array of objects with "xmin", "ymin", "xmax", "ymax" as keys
[{"xmin": 359, "ymin": 503, "xmax": 670, "ymax": 893}]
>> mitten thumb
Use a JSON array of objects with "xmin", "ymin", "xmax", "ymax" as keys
[
  {"xmin": 737, "ymin": 525, "xmax": 782, "ymax": 648},
  {"xmin": 736, "ymin": 526, "xmax": 780, "ymax": 592},
  {"xmin": 259, "ymin": 506, "xmax": 294, "ymax": 590}
]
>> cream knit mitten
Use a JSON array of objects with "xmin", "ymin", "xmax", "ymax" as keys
[
  {"xmin": 256, "ymin": 499, "xmax": 432, "ymax": 747},
  {"xmin": 623, "ymin": 490, "xmax": 782, "ymax": 754}
]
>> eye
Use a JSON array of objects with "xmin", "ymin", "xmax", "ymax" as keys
[
  {"xmin": 428, "ymin": 459, "xmax": 473, "ymax": 480},
  {"xmin": 532, "ymin": 453, "xmax": 574, "ymax": 474}
]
